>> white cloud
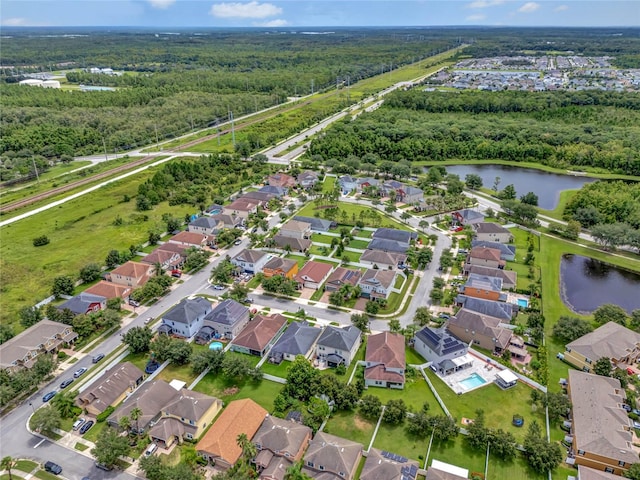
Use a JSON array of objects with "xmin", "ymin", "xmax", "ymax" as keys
[
  {"xmin": 148, "ymin": 0, "xmax": 176, "ymax": 8},
  {"xmin": 2, "ymin": 17, "xmax": 27, "ymax": 26},
  {"xmin": 254, "ymin": 19, "xmax": 289, "ymax": 27},
  {"xmin": 466, "ymin": 14, "xmax": 487, "ymax": 21},
  {"xmin": 518, "ymin": 2, "xmax": 540, "ymax": 13},
  {"xmin": 467, "ymin": 0, "xmax": 505, "ymax": 9},
  {"xmin": 554, "ymin": 4, "xmax": 569, "ymax": 12},
  {"xmin": 210, "ymin": 2, "xmax": 282, "ymax": 19}
]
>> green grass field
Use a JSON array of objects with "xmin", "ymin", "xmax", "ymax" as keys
[
  {"xmin": 324, "ymin": 410, "xmax": 377, "ymax": 447},
  {"xmin": 192, "ymin": 374, "xmax": 282, "ymax": 412},
  {"xmin": 506, "ymin": 227, "xmax": 541, "ymax": 290},
  {"xmin": 322, "ymin": 176, "xmax": 336, "ymax": 193},
  {"xmin": 311, "ymin": 233, "xmax": 337, "ymax": 244},
  {"xmin": 297, "ymin": 203, "xmax": 411, "ymax": 231},
  {"xmin": 347, "ymin": 239, "xmax": 370, "ymax": 250},
  {"xmin": 354, "ymin": 229, "xmax": 374, "ymax": 238},
  {"xmin": 284, "ymin": 254, "xmax": 308, "ymax": 269},
  {"xmin": 373, "ymin": 422, "xmax": 428, "ymax": 462},
  {"xmin": 367, "ymin": 377, "xmax": 443, "ymax": 414}
]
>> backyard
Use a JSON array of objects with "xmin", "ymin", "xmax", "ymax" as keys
[
  {"xmin": 323, "ymin": 410, "xmax": 376, "ymax": 447},
  {"xmin": 192, "ymin": 373, "xmax": 282, "ymax": 411}
]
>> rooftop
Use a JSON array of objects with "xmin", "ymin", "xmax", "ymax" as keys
[
  {"xmin": 296, "ymin": 261, "xmax": 333, "ymax": 283},
  {"xmin": 473, "ymin": 222, "xmax": 511, "ymax": 235},
  {"xmin": 317, "ymin": 325, "xmax": 361, "ymax": 351},
  {"xmin": 566, "ymin": 321, "xmax": 640, "ymax": 363},
  {"xmin": 232, "ymin": 314, "xmax": 287, "ymax": 352},
  {"xmin": 449, "ymin": 308, "xmax": 512, "ymax": 349},
  {"xmin": 366, "ymin": 332, "xmax": 405, "ymax": 369}
]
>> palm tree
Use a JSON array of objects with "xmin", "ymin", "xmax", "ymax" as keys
[
  {"xmin": 153, "ymin": 261, "xmax": 164, "ymax": 276},
  {"xmin": 236, "ymin": 433, "xmax": 257, "ymax": 462},
  {"xmin": 51, "ymin": 392, "xmax": 75, "ymax": 418},
  {"xmin": 130, "ymin": 407, "xmax": 142, "ymax": 438},
  {"xmin": 118, "ymin": 415, "xmax": 131, "ymax": 433},
  {"xmin": 1, "ymin": 456, "xmax": 16, "ymax": 480},
  {"xmin": 285, "ymin": 461, "xmax": 312, "ymax": 480}
]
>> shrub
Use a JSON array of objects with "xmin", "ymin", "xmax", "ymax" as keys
[
  {"xmin": 33, "ymin": 235, "xmax": 50, "ymax": 247},
  {"xmin": 97, "ymin": 405, "xmax": 115, "ymax": 422}
]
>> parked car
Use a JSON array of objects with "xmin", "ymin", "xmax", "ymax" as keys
[
  {"xmin": 73, "ymin": 367, "xmax": 88, "ymax": 378},
  {"xmin": 171, "ymin": 269, "xmax": 182, "ymax": 278},
  {"xmin": 92, "ymin": 353, "xmax": 105, "ymax": 363},
  {"xmin": 438, "ymin": 313, "xmax": 450, "ymax": 320},
  {"xmin": 633, "ymin": 420, "xmax": 640, "ymax": 430},
  {"xmin": 79, "ymin": 420, "xmax": 94, "ymax": 434},
  {"xmin": 60, "ymin": 378, "xmax": 74, "ymax": 389},
  {"xmin": 233, "ymin": 238, "xmax": 242, "ymax": 245},
  {"xmin": 42, "ymin": 391, "xmax": 57, "ymax": 403},
  {"xmin": 73, "ymin": 418, "xmax": 86, "ymax": 431},
  {"xmin": 44, "ymin": 461, "xmax": 62, "ymax": 475},
  {"xmin": 144, "ymin": 317, "xmax": 153, "ymax": 325},
  {"xmin": 212, "ymin": 284, "xmax": 225, "ymax": 290},
  {"xmin": 623, "ymin": 404, "xmax": 632, "ymax": 412},
  {"xmin": 129, "ymin": 299, "xmax": 140, "ymax": 307}
]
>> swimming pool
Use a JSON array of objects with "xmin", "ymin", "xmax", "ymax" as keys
[
  {"xmin": 517, "ymin": 298, "xmax": 529, "ymax": 308},
  {"xmin": 460, "ymin": 373, "xmax": 487, "ymax": 390},
  {"xmin": 209, "ymin": 341, "xmax": 223, "ymax": 351}
]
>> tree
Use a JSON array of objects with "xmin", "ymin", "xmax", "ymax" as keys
[
  {"xmin": 122, "ymin": 326, "xmax": 153, "ymax": 353},
  {"xmin": 624, "ymin": 463, "xmax": 640, "ymax": 480},
  {"xmin": 431, "ymin": 414, "xmax": 459, "ymax": 442},
  {"xmin": 222, "ymin": 355, "xmax": 251, "ymax": 379},
  {"xmin": 389, "ymin": 319, "xmax": 402, "ymax": 333},
  {"xmin": 210, "ymin": 259, "xmax": 235, "ymax": 284},
  {"xmin": 414, "ymin": 306, "xmax": 432, "ymax": 326},
  {"xmin": 492, "ymin": 176, "xmax": 501, "ymax": 193},
  {"xmin": 551, "ymin": 316, "xmax": 593, "ymax": 343},
  {"xmin": 0, "ymin": 324, "xmax": 14, "ymax": 344},
  {"xmin": 283, "ymin": 356, "xmax": 319, "ymax": 402},
  {"xmin": 446, "ymin": 175, "xmax": 464, "ymax": 195},
  {"xmin": 51, "ymin": 391, "xmax": 76, "ymax": 418},
  {"xmin": 407, "ymin": 411, "xmax": 431, "ymax": 437},
  {"xmin": 191, "ymin": 349, "xmax": 225, "ymax": 374},
  {"xmin": 500, "ymin": 184, "xmax": 517, "ymax": 200},
  {"xmin": 594, "ymin": 303, "xmax": 629, "ymax": 326},
  {"xmin": 118, "ymin": 415, "xmax": 131, "ymax": 433},
  {"xmin": 79, "ymin": 263, "xmax": 102, "ymax": 283},
  {"xmin": 520, "ymin": 192, "xmax": 539, "ymax": 206},
  {"xmin": 591, "ymin": 222, "xmax": 631, "ymax": 249},
  {"xmin": 20, "ymin": 306, "xmax": 42, "ymax": 328},
  {"xmin": 631, "ymin": 310, "xmax": 640, "ymax": 332},
  {"xmin": 466, "ymin": 410, "xmax": 489, "ymax": 450},
  {"xmin": 130, "ymin": 407, "xmax": 142, "ymax": 437},
  {"xmin": 285, "ymin": 461, "xmax": 313, "ymax": 480},
  {"xmin": 236, "ymin": 432, "xmax": 257, "ymax": 462},
  {"xmin": 92, "ymin": 426, "xmax": 130, "ymax": 469},
  {"xmin": 543, "ymin": 392, "xmax": 572, "ymax": 423},
  {"xmin": 523, "ymin": 421, "xmax": 562, "ymax": 474},
  {"xmin": 30, "ymin": 405, "xmax": 61, "ymax": 435},
  {"xmin": 383, "ymin": 399, "xmax": 407, "ymax": 424},
  {"xmin": 351, "ymin": 312, "xmax": 370, "ymax": 333},
  {"xmin": 419, "ymin": 220, "xmax": 429, "ymax": 232},
  {"xmin": 465, "ymin": 174, "xmax": 483, "ymax": 190},
  {"xmin": 229, "ymin": 283, "xmax": 250, "ymax": 302},
  {"xmin": 359, "ymin": 394, "xmax": 382, "ymax": 420},
  {"xmin": 490, "ymin": 429, "xmax": 517, "ymax": 460},
  {"xmin": 594, "ymin": 357, "xmax": 613, "ymax": 377},
  {"xmin": 165, "ymin": 340, "xmax": 192, "ymax": 365},
  {"xmin": 105, "ymin": 249, "xmax": 122, "ymax": 269},
  {"xmin": 1, "ymin": 456, "xmax": 16, "ymax": 480},
  {"xmin": 51, "ymin": 275, "xmax": 74, "ymax": 298}
]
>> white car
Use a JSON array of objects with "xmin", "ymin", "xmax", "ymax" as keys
[
  {"xmin": 73, "ymin": 367, "xmax": 88, "ymax": 378},
  {"xmin": 144, "ymin": 317, "xmax": 153, "ymax": 325}
]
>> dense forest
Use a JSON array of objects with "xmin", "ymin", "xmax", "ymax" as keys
[{"xmin": 308, "ymin": 90, "xmax": 640, "ymax": 176}]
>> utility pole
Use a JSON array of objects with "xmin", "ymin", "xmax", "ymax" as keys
[
  {"xmin": 189, "ymin": 114, "xmax": 194, "ymax": 131},
  {"xmin": 31, "ymin": 157, "xmax": 40, "ymax": 183},
  {"xmin": 311, "ymin": 79, "xmax": 314, "ymax": 95},
  {"xmin": 229, "ymin": 111, "xmax": 235, "ymax": 147},
  {"xmin": 154, "ymin": 123, "xmax": 160, "ymax": 151},
  {"xmin": 102, "ymin": 136, "xmax": 109, "ymax": 162}
]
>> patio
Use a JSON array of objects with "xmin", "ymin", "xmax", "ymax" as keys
[{"xmin": 434, "ymin": 354, "xmax": 501, "ymax": 395}]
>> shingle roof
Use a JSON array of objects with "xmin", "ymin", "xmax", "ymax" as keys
[
  {"xmin": 368, "ymin": 238, "xmax": 409, "ymax": 254},
  {"xmin": 268, "ymin": 173, "xmax": 297, "ymax": 187},
  {"xmin": 415, "ymin": 326, "xmax": 466, "ymax": 357},
  {"xmin": 169, "ymin": 231, "xmax": 207, "ymax": 245},
  {"xmin": 464, "ymin": 273, "xmax": 503, "ymax": 292},
  {"xmin": 141, "ymin": 249, "xmax": 181, "ymax": 267},
  {"xmin": 204, "ymin": 299, "xmax": 248, "ymax": 326},
  {"xmin": 196, "ymin": 399, "xmax": 267, "ymax": 464},
  {"xmin": 372, "ymin": 228, "xmax": 416, "ymax": 243},
  {"xmin": 366, "ymin": 332, "xmax": 405, "ymax": 369},
  {"xmin": 471, "ymin": 241, "xmax": 515, "ymax": 258},
  {"xmin": 360, "ymin": 249, "xmax": 407, "ymax": 266},
  {"xmin": 0, "ymin": 320, "xmax": 77, "ymax": 369},
  {"xmin": 189, "ymin": 216, "xmax": 218, "ymax": 229},
  {"xmin": 455, "ymin": 209, "xmax": 485, "ymax": 222},
  {"xmin": 232, "ymin": 314, "xmax": 287, "ymax": 352},
  {"xmin": 449, "ymin": 309, "xmax": 512, "ymax": 349},
  {"xmin": 566, "ymin": 321, "xmax": 640, "ymax": 362},
  {"xmin": 155, "ymin": 242, "xmax": 188, "ymax": 256},
  {"xmin": 464, "ymin": 265, "xmax": 517, "ymax": 287},
  {"xmin": 77, "ymin": 362, "xmax": 144, "ymax": 414},
  {"xmin": 302, "ymin": 432, "xmax": 362, "ymax": 479},
  {"xmin": 295, "ymin": 261, "xmax": 333, "ymax": 283},
  {"xmin": 455, "ymin": 295, "xmax": 515, "ymax": 321},
  {"xmin": 259, "ymin": 185, "xmax": 288, "ymax": 196},
  {"xmin": 281, "ymin": 220, "xmax": 312, "ymax": 233},
  {"xmin": 253, "ymin": 415, "xmax": 311, "ymax": 456},
  {"xmin": 568, "ymin": 370, "xmax": 638, "ymax": 465},
  {"xmin": 232, "ymin": 249, "xmax": 269, "ymax": 265},
  {"xmin": 163, "ymin": 297, "xmax": 211, "ymax": 325},
  {"xmin": 162, "ymin": 389, "xmax": 221, "ymax": 422},
  {"xmin": 360, "ymin": 448, "xmax": 420, "ymax": 480},
  {"xmin": 226, "ymin": 197, "xmax": 260, "ymax": 211},
  {"xmin": 359, "ymin": 269, "xmax": 396, "ymax": 291},
  {"xmin": 326, "ymin": 267, "xmax": 362, "ymax": 287},
  {"xmin": 242, "ymin": 191, "xmax": 275, "ymax": 202},
  {"xmin": 273, "ymin": 235, "xmax": 312, "ymax": 251},
  {"xmin": 473, "ymin": 222, "xmax": 511, "ymax": 235},
  {"xmin": 84, "ymin": 281, "xmax": 131, "ymax": 300},
  {"xmin": 263, "ymin": 256, "xmax": 298, "ymax": 273},
  {"xmin": 425, "ymin": 466, "xmax": 468, "ymax": 480},
  {"xmin": 468, "ymin": 246, "xmax": 502, "ymax": 262},
  {"xmin": 108, "ymin": 380, "xmax": 179, "ymax": 428},
  {"xmin": 58, "ymin": 293, "xmax": 105, "ymax": 315},
  {"xmin": 110, "ymin": 261, "xmax": 152, "ymax": 278},
  {"xmin": 577, "ymin": 466, "xmax": 626, "ymax": 480},
  {"xmin": 293, "ymin": 216, "xmax": 333, "ymax": 231},
  {"xmin": 270, "ymin": 322, "xmax": 323, "ymax": 357},
  {"xmin": 317, "ymin": 325, "xmax": 361, "ymax": 351}
]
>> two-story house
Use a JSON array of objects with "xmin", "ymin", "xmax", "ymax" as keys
[
  {"xmin": 413, "ymin": 326, "xmax": 472, "ymax": 376},
  {"xmin": 231, "ymin": 249, "xmax": 271, "ymax": 274},
  {"xmin": 141, "ymin": 248, "xmax": 184, "ymax": 271},
  {"xmin": 108, "ymin": 261, "xmax": 153, "ymax": 288},
  {"xmin": 452, "ymin": 209, "xmax": 485, "ymax": 226},
  {"xmin": 295, "ymin": 261, "xmax": 333, "ymax": 290},
  {"xmin": 262, "ymin": 257, "xmax": 299, "ymax": 280},
  {"xmin": 188, "ymin": 216, "xmax": 220, "ymax": 236},
  {"xmin": 360, "ymin": 250, "xmax": 407, "ymax": 270},
  {"xmin": 324, "ymin": 267, "xmax": 362, "ymax": 292},
  {"xmin": 279, "ymin": 220, "xmax": 312, "ymax": 239},
  {"xmin": 268, "ymin": 173, "xmax": 297, "ymax": 189},
  {"xmin": 168, "ymin": 231, "xmax": 209, "ymax": 248},
  {"xmin": 358, "ymin": 269, "xmax": 397, "ymax": 300},
  {"xmin": 473, "ymin": 222, "xmax": 513, "ymax": 243},
  {"xmin": 466, "ymin": 247, "xmax": 505, "ymax": 270},
  {"xmin": 338, "ymin": 175, "xmax": 358, "ymax": 195},
  {"xmin": 76, "ymin": 362, "xmax": 144, "ymax": 416},
  {"xmin": 361, "ymin": 448, "xmax": 420, "ymax": 480},
  {"xmin": 447, "ymin": 308, "xmax": 512, "ymax": 355},
  {"xmin": 58, "ymin": 293, "xmax": 106, "ymax": 316},
  {"xmin": 302, "ymin": 432, "xmax": 363, "ymax": 480},
  {"xmin": 297, "ymin": 171, "xmax": 319, "ymax": 190},
  {"xmin": 463, "ymin": 265, "xmax": 517, "ymax": 291},
  {"xmin": 471, "ymin": 241, "xmax": 516, "ymax": 261},
  {"xmin": 460, "ymin": 274, "xmax": 504, "ymax": 301},
  {"xmin": 223, "ymin": 198, "xmax": 260, "ymax": 219},
  {"xmin": 160, "ymin": 297, "xmax": 212, "ymax": 339},
  {"xmin": 316, "ymin": 325, "xmax": 361, "ymax": 367},
  {"xmin": 230, "ymin": 314, "xmax": 288, "ymax": 357},
  {"xmin": 293, "ymin": 216, "xmax": 334, "ymax": 232},
  {"xmin": 364, "ymin": 332, "xmax": 405, "ymax": 389},
  {"xmin": 84, "ymin": 281, "xmax": 132, "ymax": 303},
  {"xmin": 201, "ymin": 299, "xmax": 250, "ymax": 340}
]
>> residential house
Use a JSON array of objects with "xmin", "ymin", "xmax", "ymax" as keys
[
  {"xmin": 231, "ymin": 249, "xmax": 271, "ymax": 274},
  {"xmin": 425, "ymin": 461, "xmax": 469, "ymax": 480},
  {"xmin": 262, "ymin": 257, "xmax": 299, "ymax": 280},
  {"xmin": 372, "ymin": 227, "xmax": 417, "ymax": 245},
  {"xmin": 154, "ymin": 242, "xmax": 189, "ymax": 259},
  {"xmin": 201, "ymin": 299, "xmax": 250, "ymax": 340},
  {"xmin": 471, "ymin": 241, "xmax": 516, "ymax": 261},
  {"xmin": 302, "ymin": 432, "xmax": 363, "ymax": 480},
  {"xmin": 208, "ymin": 213, "xmax": 243, "ymax": 230},
  {"xmin": 413, "ymin": 326, "xmax": 472, "ymax": 376},
  {"xmin": 279, "ymin": 220, "xmax": 312, "ymax": 239},
  {"xmin": 58, "ymin": 293, "xmax": 106, "ymax": 316},
  {"xmin": 360, "ymin": 448, "xmax": 420, "ymax": 480},
  {"xmin": 460, "ymin": 274, "xmax": 504, "ymax": 301},
  {"xmin": 398, "ymin": 185, "xmax": 424, "ymax": 205},
  {"xmin": 295, "ymin": 261, "xmax": 333, "ymax": 290},
  {"xmin": 324, "ymin": 267, "xmax": 362, "ymax": 292},
  {"xmin": 188, "ymin": 216, "xmax": 220, "ymax": 236},
  {"xmin": 297, "ymin": 171, "xmax": 319, "ymax": 190},
  {"xmin": 160, "ymin": 297, "xmax": 212, "ymax": 339},
  {"xmin": 564, "ymin": 322, "xmax": 640, "ymax": 373},
  {"xmin": 293, "ymin": 216, "xmax": 334, "ymax": 232},
  {"xmin": 168, "ymin": 231, "xmax": 209, "ymax": 248},
  {"xmin": 364, "ymin": 332, "xmax": 405, "ymax": 389},
  {"xmin": 231, "ymin": 314, "xmax": 288, "ymax": 357},
  {"xmin": 338, "ymin": 175, "xmax": 358, "ymax": 195},
  {"xmin": 242, "ymin": 191, "xmax": 276, "ymax": 203},
  {"xmin": 472, "ymin": 223, "xmax": 513, "ymax": 243},
  {"xmin": 316, "ymin": 325, "xmax": 361, "ymax": 367},
  {"xmin": 84, "ymin": 281, "xmax": 132, "ymax": 303},
  {"xmin": 108, "ymin": 261, "xmax": 153, "ymax": 288},
  {"xmin": 269, "ymin": 322, "xmax": 323, "ymax": 363},
  {"xmin": 360, "ymin": 250, "xmax": 407, "ymax": 270},
  {"xmin": 357, "ymin": 177, "xmax": 380, "ymax": 193},
  {"xmin": 452, "ymin": 209, "xmax": 485, "ymax": 226},
  {"xmin": 268, "ymin": 173, "xmax": 297, "ymax": 189},
  {"xmin": 466, "ymin": 247, "xmax": 505, "ymax": 270},
  {"xmin": 223, "ymin": 198, "xmax": 260, "ymax": 219},
  {"xmin": 576, "ymin": 465, "xmax": 628, "ymax": 480},
  {"xmin": 196, "ymin": 399, "xmax": 268, "ymax": 470},
  {"xmin": 141, "ymin": 248, "xmax": 184, "ymax": 271},
  {"xmin": 567, "ymin": 370, "xmax": 638, "ymax": 476},
  {"xmin": 0, "ymin": 320, "xmax": 77, "ymax": 373},
  {"xmin": 76, "ymin": 362, "xmax": 144, "ymax": 416},
  {"xmin": 455, "ymin": 295, "xmax": 516, "ymax": 322},
  {"xmin": 463, "ymin": 265, "xmax": 517, "ymax": 290},
  {"xmin": 271, "ymin": 235, "xmax": 312, "ymax": 253},
  {"xmin": 368, "ymin": 238, "xmax": 410, "ymax": 254},
  {"xmin": 253, "ymin": 416, "xmax": 312, "ymax": 480},
  {"xmin": 358, "ymin": 269, "xmax": 397, "ymax": 300},
  {"xmin": 259, "ymin": 185, "xmax": 288, "ymax": 197},
  {"xmin": 447, "ymin": 309, "xmax": 513, "ymax": 355}
]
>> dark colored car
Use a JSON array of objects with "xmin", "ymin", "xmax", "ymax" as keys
[
  {"xmin": 44, "ymin": 461, "xmax": 62, "ymax": 475},
  {"xmin": 60, "ymin": 378, "xmax": 74, "ymax": 389},
  {"xmin": 42, "ymin": 391, "xmax": 56, "ymax": 402},
  {"xmin": 92, "ymin": 353, "xmax": 105, "ymax": 363},
  {"xmin": 79, "ymin": 420, "xmax": 94, "ymax": 434}
]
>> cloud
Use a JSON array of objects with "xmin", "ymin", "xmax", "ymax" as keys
[
  {"xmin": 518, "ymin": 2, "xmax": 540, "ymax": 13},
  {"xmin": 254, "ymin": 19, "xmax": 289, "ymax": 27},
  {"xmin": 554, "ymin": 4, "xmax": 569, "ymax": 12},
  {"xmin": 467, "ymin": 0, "xmax": 505, "ymax": 9},
  {"xmin": 2, "ymin": 17, "xmax": 28, "ymax": 26},
  {"xmin": 210, "ymin": 1, "xmax": 282, "ymax": 19},
  {"xmin": 148, "ymin": 0, "xmax": 176, "ymax": 8},
  {"xmin": 466, "ymin": 14, "xmax": 487, "ymax": 21}
]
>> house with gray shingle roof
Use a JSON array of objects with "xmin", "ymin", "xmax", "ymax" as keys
[
  {"xmin": 231, "ymin": 249, "xmax": 271, "ymax": 274},
  {"xmin": 358, "ymin": 269, "xmax": 397, "ymax": 300},
  {"xmin": 452, "ymin": 209, "xmax": 485, "ymax": 226},
  {"xmin": 447, "ymin": 309, "xmax": 513, "ymax": 354},
  {"xmin": 269, "ymin": 322, "xmax": 323, "ymax": 363},
  {"xmin": 161, "ymin": 297, "xmax": 212, "ymax": 339},
  {"xmin": 297, "ymin": 171, "xmax": 319, "ymax": 190},
  {"xmin": 455, "ymin": 295, "xmax": 516, "ymax": 321},
  {"xmin": 259, "ymin": 185, "xmax": 288, "ymax": 197},
  {"xmin": 360, "ymin": 250, "xmax": 407, "ymax": 270},
  {"xmin": 361, "ymin": 448, "xmax": 420, "ymax": 480},
  {"xmin": 368, "ymin": 238, "xmax": 409, "ymax": 254},
  {"xmin": 302, "ymin": 432, "xmax": 363, "ymax": 480},
  {"xmin": 471, "ymin": 240, "xmax": 516, "ymax": 261},
  {"xmin": 473, "ymin": 222, "xmax": 512, "ymax": 243},
  {"xmin": 272, "ymin": 235, "xmax": 312, "ymax": 253},
  {"xmin": 372, "ymin": 227, "xmax": 417, "ymax": 244},
  {"xmin": 463, "ymin": 265, "xmax": 517, "ymax": 290},
  {"xmin": 253, "ymin": 416, "xmax": 312, "ymax": 479},
  {"xmin": 58, "ymin": 292, "xmax": 106, "ymax": 316},
  {"xmin": 461, "ymin": 273, "xmax": 504, "ymax": 301},
  {"xmin": 413, "ymin": 326, "xmax": 471, "ymax": 376},
  {"xmin": 188, "ymin": 216, "xmax": 220, "ymax": 235},
  {"xmin": 202, "ymin": 299, "xmax": 250, "ymax": 340},
  {"xmin": 293, "ymin": 216, "xmax": 334, "ymax": 232},
  {"xmin": 316, "ymin": 325, "xmax": 361, "ymax": 367},
  {"xmin": 338, "ymin": 175, "xmax": 358, "ymax": 194}
]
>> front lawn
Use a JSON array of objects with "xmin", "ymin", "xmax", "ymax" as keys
[
  {"xmin": 15, "ymin": 461, "xmax": 37, "ymax": 473},
  {"xmin": 347, "ymin": 239, "xmax": 370, "ymax": 250},
  {"xmin": 192, "ymin": 374, "xmax": 282, "ymax": 412},
  {"xmin": 324, "ymin": 410, "xmax": 376, "ymax": 447}
]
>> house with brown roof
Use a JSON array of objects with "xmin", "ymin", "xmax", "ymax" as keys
[
  {"xmin": 168, "ymin": 231, "xmax": 209, "ymax": 248},
  {"xmin": 302, "ymin": 432, "xmax": 363, "ymax": 480},
  {"xmin": 577, "ymin": 465, "xmax": 627, "ymax": 480},
  {"xmin": 324, "ymin": 267, "xmax": 362, "ymax": 292},
  {"xmin": 253, "ymin": 416, "xmax": 312, "ymax": 480},
  {"xmin": 76, "ymin": 362, "xmax": 144, "ymax": 416},
  {"xmin": 141, "ymin": 248, "xmax": 183, "ymax": 271},
  {"xmin": 360, "ymin": 448, "xmax": 420, "ymax": 480},
  {"xmin": 447, "ymin": 309, "xmax": 513, "ymax": 355},
  {"xmin": 564, "ymin": 322, "xmax": 640, "ymax": 374},
  {"xmin": 466, "ymin": 246, "xmax": 505, "ymax": 270},
  {"xmin": 0, "ymin": 320, "xmax": 77, "ymax": 373},
  {"xmin": 360, "ymin": 249, "xmax": 407, "ymax": 270},
  {"xmin": 196, "ymin": 398, "xmax": 268, "ymax": 470},
  {"xmin": 155, "ymin": 242, "xmax": 189, "ymax": 258},
  {"xmin": 295, "ymin": 261, "xmax": 333, "ymax": 290},
  {"xmin": 231, "ymin": 314, "xmax": 288, "ymax": 357},
  {"xmin": 224, "ymin": 198, "xmax": 260, "ymax": 219},
  {"xmin": 84, "ymin": 281, "xmax": 132, "ymax": 302},
  {"xmin": 262, "ymin": 257, "xmax": 299, "ymax": 280},
  {"xmin": 463, "ymin": 265, "xmax": 517, "ymax": 290},
  {"xmin": 567, "ymin": 370, "xmax": 638, "ymax": 476},
  {"xmin": 271, "ymin": 235, "xmax": 311, "ymax": 253},
  {"xmin": 297, "ymin": 171, "xmax": 319, "ymax": 189},
  {"xmin": 231, "ymin": 249, "xmax": 271, "ymax": 274},
  {"xmin": 365, "ymin": 332, "xmax": 405, "ymax": 389},
  {"xmin": 358, "ymin": 269, "xmax": 397, "ymax": 300},
  {"xmin": 268, "ymin": 173, "xmax": 297, "ymax": 188},
  {"xmin": 108, "ymin": 261, "xmax": 153, "ymax": 288},
  {"xmin": 279, "ymin": 220, "xmax": 312, "ymax": 239},
  {"xmin": 472, "ymin": 222, "xmax": 513, "ymax": 243}
]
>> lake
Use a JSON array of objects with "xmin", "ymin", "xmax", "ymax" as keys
[
  {"xmin": 560, "ymin": 254, "xmax": 640, "ymax": 315},
  {"xmin": 427, "ymin": 164, "xmax": 596, "ymax": 210}
]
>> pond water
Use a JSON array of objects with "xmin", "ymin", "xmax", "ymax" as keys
[
  {"xmin": 560, "ymin": 254, "xmax": 640, "ymax": 315},
  {"xmin": 426, "ymin": 164, "xmax": 596, "ymax": 210}
]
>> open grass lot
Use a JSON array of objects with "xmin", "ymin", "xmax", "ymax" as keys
[
  {"xmin": 368, "ymin": 376, "xmax": 443, "ymax": 414},
  {"xmin": 157, "ymin": 362, "xmax": 199, "ymax": 386},
  {"xmin": 539, "ymin": 189, "xmax": 579, "ymax": 221},
  {"xmin": 322, "ymin": 176, "xmax": 336, "ymax": 193},
  {"xmin": 192, "ymin": 374, "xmax": 282, "ymax": 412},
  {"xmin": 324, "ymin": 410, "xmax": 376, "ymax": 447},
  {"xmin": 347, "ymin": 239, "xmax": 370, "ymax": 250},
  {"xmin": 311, "ymin": 233, "xmax": 337, "ymax": 244},
  {"xmin": 260, "ymin": 359, "xmax": 291, "ymax": 379},
  {"xmin": 121, "ymin": 352, "xmax": 151, "ymax": 372},
  {"xmin": 354, "ymin": 229, "xmax": 374, "ymax": 238},
  {"xmin": 372, "ymin": 422, "xmax": 428, "ymax": 462},
  {"xmin": 506, "ymin": 227, "xmax": 540, "ymax": 290},
  {"xmin": 425, "ymin": 370, "xmax": 545, "ymax": 443}
]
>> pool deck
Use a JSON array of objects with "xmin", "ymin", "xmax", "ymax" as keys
[{"xmin": 436, "ymin": 355, "xmax": 500, "ymax": 395}]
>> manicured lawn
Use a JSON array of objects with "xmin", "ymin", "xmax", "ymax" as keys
[
  {"xmin": 347, "ymin": 239, "xmax": 370, "ymax": 250},
  {"xmin": 340, "ymin": 251, "xmax": 362, "ymax": 264},
  {"xmin": 33, "ymin": 471, "xmax": 61, "ymax": 480},
  {"xmin": 394, "ymin": 275, "xmax": 405, "ymax": 289},
  {"xmin": 192, "ymin": 374, "xmax": 282, "ymax": 412},
  {"xmin": 157, "ymin": 362, "xmax": 199, "ymax": 386},
  {"xmin": 368, "ymin": 376, "xmax": 443, "ymax": 414},
  {"xmin": 373, "ymin": 422, "xmax": 428, "ymax": 462},
  {"xmin": 284, "ymin": 254, "xmax": 307, "ymax": 269},
  {"xmin": 260, "ymin": 360, "xmax": 291, "ymax": 379},
  {"xmin": 296, "ymin": 203, "xmax": 411, "ymax": 231},
  {"xmin": 507, "ymin": 227, "xmax": 541, "ymax": 289},
  {"xmin": 539, "ymin": 189, "xmax": 579, "ymax": 221},
  {"xmin": 15, "ymin": 460, "xmax": 37, "ymax": 473},
  {"xmin": 121, "ymin": 351, "xmax": 151, "ymax": 372},
  {"xmin": 322, "ymin": 176, "xmax": 336, "ymax": 193},
  {"xmin": 309, "ymin": 245, "xmax": 330, "ymax": 256},
  {"xmin": 324, "ymin": 410, "xmax": 376, "ymax": 447},
  {"xmin": 83, "ymin": 419, "xmax": 107, "ymax": 442},
  {"xmin": 1, "ymin": 475, "xmax": 24, "ymax": 479},
  {"xmin": 354, "ymin": 229, "xmax": 374, "ymax": 238},
  {"xmin": 311, "ymin": 233, "xmax": 337, "ymax": 245},
  {"xmin": 226, "ymin": 350, "xmax": 261, "ymax": 367},
  {"xmin": 406, "ymin": 347, "xmax": 427, "ymax": 366},
  {"xmin": 312, "ymin": 258, "xmax": 340, "ymax": 268}
]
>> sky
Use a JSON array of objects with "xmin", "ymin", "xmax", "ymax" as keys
[{"xmin": 1, "ymin": 0, "xmax": 638, "ymax": 28}]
